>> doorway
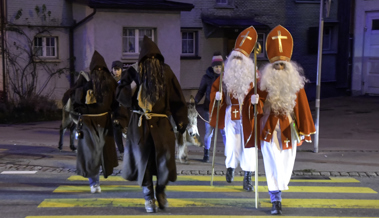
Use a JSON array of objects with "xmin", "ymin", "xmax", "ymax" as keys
[{"xmin": 363, "ymin": 12, "xmax": 379, "ymax": 95}]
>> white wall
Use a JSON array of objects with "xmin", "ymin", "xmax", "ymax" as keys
[
  {"xmin": 5, "ymin": 28, "xmax": 71, "ymax": 102},
  {"xmin": 72, "ymin": 3, "xmax": 95, "ymax": 74},
  {"xmin": 8, "ymin": 0, "xmax": 72, "ymax": 26},
  {"xmin": 352, "ymin": 0, "xmax": 379, "ymax": 95},
  {"xmin": 6, "ymin": 0, "xmax": 72, "ymax": 103},
  {"xmin": 73, "ymin": 8, "xmax": 182, "ymax": 80}
]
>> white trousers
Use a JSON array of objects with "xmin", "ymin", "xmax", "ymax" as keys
[
  {"xmin": 224, "ymin": 105, "xmax": 256, "ymax": 172},
  {"xmin": 260, "ymin": 113, "xmax": 297, "ymax": 191}
]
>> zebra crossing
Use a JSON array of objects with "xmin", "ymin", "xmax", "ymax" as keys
[{"xmin": 25, "ymin": 175, "xmax": 379, "ymax": 217}]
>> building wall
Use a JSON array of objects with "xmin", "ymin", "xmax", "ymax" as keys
[
  {"xmin": 178, "ymin": 0, "xmax": 340, "ymax": 100},
  {"xmin": 8, "ymin": 0, "xmax": 72, "ymax": 26},
  {"xmin": 5, "ymin": 0, "xmax": 72, "ymax": 103},
  {"xmin": 73, "ymin": 7, "xmax": 182, "ymax": 80},
  {"xmin": 352, "ymin": 0, "xmax": 379, "ymax": 95},
  {"xmin": 5, "ymin": 1, "xmax": 184, "ymax": 103},
  {"xmin": 72, "ymin": 3, "xmax": 96, "ymax": 74}
]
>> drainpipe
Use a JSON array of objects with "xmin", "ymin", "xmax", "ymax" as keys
[
  {"xmin": 1, "ymin": 0, "xmax": 6, "ymax": 102},
  {"xmin": 69, "ymin": 8, "xmax": 96, "ymax": 87}
]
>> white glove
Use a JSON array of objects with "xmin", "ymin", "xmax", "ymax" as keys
[
  {"xmin": 215, "ymin": 91, "xmax": 222, "ymax": 101},
  {"xmin": 251, "ymin": 94, "xmax": 259, "ymax": 105}
]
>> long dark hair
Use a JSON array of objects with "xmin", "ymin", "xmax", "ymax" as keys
[
  {"xmin": 90, "ymin": 68, "xmax": 110, "ymax": 103},
  {"xmin": 139, "ymin": 57, "xmax": 166, "ymax": 104}
]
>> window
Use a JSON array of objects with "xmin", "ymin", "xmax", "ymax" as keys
[
  {"xmin": 215, "ymin": 0, "xmax": 234, "ymax": 8},
  {"xmin": 248, "ymin": 33, "xmax": 266, "ymax": 59},
  {"xmin": 182, "ymin": 32, "xmax": 195, "ymax": 55},
  {"xmin": 181, "ymin": 31, "xmax": 199, "ymax": 57},
  {"xmin": 323, "ymin": 26, "xmax": 332, "ymax": 50},
  {"xmin": 216, "ymin": 0, "xmax": 228, "ymax": 4},
  {"xmin": 322, "ymin": 24, "xmax": 337, "ymax": 52},
  {"xmin": 257, "ymin": 33, "xmax": 266, "ymax": 59},
  {"xmin": 122, "ymin": 28, "xmax": 155, "ymax": 54},
  {"xmin": 33, "ymin": 36, "xmax": 57, "ymax": 58},
  {"xmin": 307, "ymin": 24, "xmax": 337, "ymax": 54},
  {"xmin": 295, "ymin": 0, "xmax": 320, "ymax": 3},
  {"xmin": 372, "ymin": 19, "xmax": 379, "ymax": 31}
]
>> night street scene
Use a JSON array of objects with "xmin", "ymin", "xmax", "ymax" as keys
[{"xmin": 0, "ymin": 0, "xmax": 379, "ymax": 218}]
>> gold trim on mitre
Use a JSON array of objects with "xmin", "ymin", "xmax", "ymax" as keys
[
  {"xmin": 234, "ymin": 48, "xmax": 250, "ymax": 57},
  {"xmin": 269, "ymin": 56, "xmax": 291, "ymax": 63},
  {"xmin": 266, "ymin": 25, "xmax": 294, "ymax": 63}
]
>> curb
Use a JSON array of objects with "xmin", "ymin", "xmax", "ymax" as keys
[{"xmin": 1, "ymin": 164, "xmax": 378, "ymax": 178}]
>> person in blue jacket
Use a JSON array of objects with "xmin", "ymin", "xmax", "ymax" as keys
[{"xmin": 194, "ymin": 52, "xmax": 226, "ymax": 162}]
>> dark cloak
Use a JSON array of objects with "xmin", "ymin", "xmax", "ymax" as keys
[
  {"xmin": 116, "ymin": 36, "xmax": 188, "ymax": 186},
  {"xmin": 74, "ymin": 50, "xmax": 119, "ymax": 178}
]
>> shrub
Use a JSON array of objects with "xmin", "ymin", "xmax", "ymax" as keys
[{"xmin": 0, "ymin": 95, "xmax": 61, "ymax": 124}]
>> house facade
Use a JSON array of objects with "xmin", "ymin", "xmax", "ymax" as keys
[
  {"xmin": 2, "ymin": 0, "xmax": 73, "ymax": 103},
  {"xmin": 1, "ymin": 0, "xmax": 193, "ymax": 105},
  {"xmin": 1, "ymin": 0, "xmax": 375, "ymax": 105},
  {"xmin": 72, "ymin": 0, "xmax": 193, "ymax": 84},
  {"xmin": 177, "ymin": 0, "xmax": 352, "ymax": 101},
  {"xmin": 352, "ymin": 0, "xmax": 379, "ymax": 96}
]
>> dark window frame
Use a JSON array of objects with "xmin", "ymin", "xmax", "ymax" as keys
[
  {"xmin": 122, "ymin": 27, "xmax": 155, "ymax": 55},
  {"xmin": 215, "ymin": 0, "xmax": 234, "ymax": 9},
  {"xmin": 33, "ymin": 36, "xmax": 58, "ymax": 58},
  {"xmin": 181, "ymin": 29, "xmax": 201, "ymax": 59}
]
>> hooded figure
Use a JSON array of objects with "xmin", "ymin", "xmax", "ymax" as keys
[
  {"xmin": 73, "ymin": 50, "xmax": 119, "ymax": 193},
  {"xmin": 116, "ymin": 36, "xmax": 188, "ymax": 213}
]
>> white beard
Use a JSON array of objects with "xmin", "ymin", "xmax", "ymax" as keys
[
  {"xmin": 223, "ymin": 50, "xmax": 256, "ymax": 103},
  {"xmin": 259, "ymin": 61, "xmax": 308, "ymax": 115}
]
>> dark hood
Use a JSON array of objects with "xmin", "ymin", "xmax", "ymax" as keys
[
  {"xmin": 206, "ymin": 66, "xmax": 218, "ymax": 78},
  {"xmin": 138, "ymin": 36, "xmax": 164, "ymax": 64},
  {"xmin": 89, "ymin": 50, "xmax": 110, "ymax": 73}
]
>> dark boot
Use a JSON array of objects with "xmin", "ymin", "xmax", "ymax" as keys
[
  {"xmin": 225, "ymin": 167, "xmax": 235, "ymax": 183},
  {"xmin": 69, "ymin": 124, "xmax": 77, "ymax": 152},
  {"xmin": 156, "ymin": 185, "xmax": 168, "ymax": 210},
  {"xmin": 243, "ymin": 171, "xmax": 253, "ymax": 192},
  {"xmin": 202, "ymin": 148, "xmax": 210, "ymax": 162},
  {"xmin": 69, "ymin": 144, "xmax": 77, "ymax": 152},
  {"xmin": 142, "ymin": 186, "xmax": 156, "ymax": 213},
  {"xmin": 271, "ymin": 201, "xmax": 282, "ymax": 215}
]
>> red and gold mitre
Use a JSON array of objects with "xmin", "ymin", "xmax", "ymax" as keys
[
  {"xmin": 266, "ymin": 25, "xmax": 293, "ymax": 63},
  {"xmin": 234, "ymin": 26, "xmax": 258, "ymax": 57}
]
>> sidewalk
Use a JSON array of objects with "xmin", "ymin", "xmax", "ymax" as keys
[{"xmin": 0, "ymin": 95, "xmax": 378, "ymax": 177}]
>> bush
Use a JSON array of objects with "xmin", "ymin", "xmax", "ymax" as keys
[{"xmin": 0, "ymin": 95, "xmax": 62, "ymax": 124}]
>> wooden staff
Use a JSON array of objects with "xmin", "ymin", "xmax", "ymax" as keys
[
  {"xmin": 210, "ymin": 67, "xmax": 224, "ymax": 186},
  {"xmin": 253, "ymin": 42, "xmax": 262, "ymax": 208}
]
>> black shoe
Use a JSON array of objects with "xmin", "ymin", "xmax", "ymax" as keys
[
  {"xmin": 243, "ymin": 171, "xmax": 253, "ymax": 192},
  {"xmin": 69, "ymin": 144, "xmax": 77, "ymax": 152},
  {"xmin": 271, "ymin": 201, "xmax": 282, "ymax": 215},
  {"xmin": 58, "ymin": 144, "xmax": 63, "ymax": 151},
  {"xmin": 180, "ymin": 156, "xmax": 189, "ymax": 164},
  {"xmin": 202, "ymin": 148, "xmax": 210, "ymax": 162},
  {"xmin": 144, "ymin": 199, "xmax": 157, "ymax": 213},
  {"xmin": 156, "ymin": 192, "xmax": 168, "ymax": 210},
  {"xmin": 226, "ymin": 168, "xmax": 235, "ymax": 183}
]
